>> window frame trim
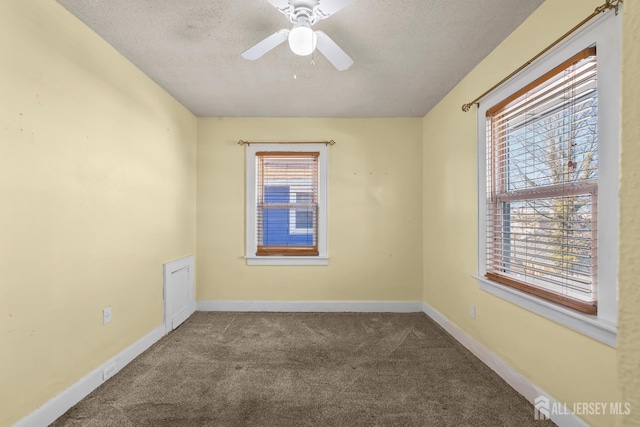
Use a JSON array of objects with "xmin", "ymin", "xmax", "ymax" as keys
[
  {"xmin": 245, "ymin": 143, "xmax": 328, "ymax": 266},
  {"xmin": 475, "ymin": 10, "xmax": 620, "ymax": 346}
]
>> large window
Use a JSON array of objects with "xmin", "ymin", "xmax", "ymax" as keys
[
  {"xmin": 476, "ymin": 12, "xmax": 620, "ymax": 345},
  {"xmin": 485, "ymin": 48, "xmax": 598, "ymax": 314},
  {"xmin": 245, "ymin": 143, "xmax": 328, "ymax": 266}
]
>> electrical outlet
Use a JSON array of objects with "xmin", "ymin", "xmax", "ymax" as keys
[
  {"xmin": 102, "ymin": 362, "xmax": 117, "ymax": 380},
  {"xmin": 103, "ymin": 307, "xmax": 112, "ymax": 325},
  {"xmin": 469, "ymin": 304, "xmax": 476, "ymax": 319}
]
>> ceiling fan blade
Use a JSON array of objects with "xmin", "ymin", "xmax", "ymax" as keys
[
  {"xmin": 241, "ymin": 29, "xmax": 290, "ymax": 60},
  {"xmin": 315, "ymin": 31, "xmax": 353, "ymax": 71},
  {"xmin": 266, "ymin": 0, "xmax": 290, "ymax": 9},
  {"xmin": 316, "ymin": 0, "xmax": 355, "ymax": 18}
]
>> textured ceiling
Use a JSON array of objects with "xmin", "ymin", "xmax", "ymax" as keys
[{"xmin": 56, "ymin": 0, "xmax": 544, "ymax": 118}]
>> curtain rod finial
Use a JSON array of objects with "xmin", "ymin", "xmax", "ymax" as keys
[{"xmin": 462, "ymin": 103, "xmax": 474, "ymax": 112}]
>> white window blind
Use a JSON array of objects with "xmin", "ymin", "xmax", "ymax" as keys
[
  {"xmin": 256, "ymin": 152, "xmax": 319, "ymax": 256},
  {"xmin": 485, "ymin": 47, "xmax": 598, "ymax": 314}
]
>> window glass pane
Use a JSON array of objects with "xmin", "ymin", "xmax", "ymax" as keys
[
  {"xmin": 263, "ymin": 186, "xmax": 291, "ymax": 245},
  {"xmin": 293, "ymin": 192, "xmax": 313, "ymax": 230},
  {"xmin": 295, "ymin": 209, "xmax": 313, "ymax": 230},
  {"xmin": 495, "ymin": 195, "xmax": 595, "ymax": 301}
]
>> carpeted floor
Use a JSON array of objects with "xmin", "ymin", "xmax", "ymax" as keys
[{"xmin": 53, "ymin": 312, "xmax": 554, "ymax": 426}]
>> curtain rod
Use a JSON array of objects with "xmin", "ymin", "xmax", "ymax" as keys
[
  {"xmin": 238, "ymin": 140, "xmax": 336, "ymax": 146},
  {"xmin": 461, "ymin": 0, "xmax": 622, "ymax": 112}
]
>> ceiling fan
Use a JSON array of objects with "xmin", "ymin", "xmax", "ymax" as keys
[{"xmin": 241, "ymin": 0, "xmax": 355, "ymax": 71}]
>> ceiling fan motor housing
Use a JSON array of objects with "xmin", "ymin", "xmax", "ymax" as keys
[{"xmin": 281, "ymin": 0, "xmax": 324, "ymax": 26}]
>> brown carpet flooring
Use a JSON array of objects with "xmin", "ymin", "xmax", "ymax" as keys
[{"xmin": 53, "ymin": 312, "xmax": 555, "ymax": 426}]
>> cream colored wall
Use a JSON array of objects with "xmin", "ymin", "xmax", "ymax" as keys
[
  {"xmin": 422, "ymin": 0, "xmax": 630, "ymax": 425},
  {"xmin": 0, "ymin": 1, "xmax": 197, "ymax": 425},
  {"xmin": 619, "ymin": 1, "xmax": 640, "ymax": 425},
  {"xmin": 197, "ymin": 118, "xmax": 422, "ymax": 302},
  {"xmin": 3, "ymin": 0, "xmax": 636, "ymax": 425}
]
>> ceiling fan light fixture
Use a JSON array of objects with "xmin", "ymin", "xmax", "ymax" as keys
[
  {"xmin": 288, "ymin": 21, "xmax": 317, "ymax": 56},
  {"xmin": 241, "ymin": 0, "xmax": 354, "ymax": 70}
]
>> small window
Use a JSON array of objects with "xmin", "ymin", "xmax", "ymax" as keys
[
  {"xmin": 245, "ymin": 143, "xmax": 328, "ymax": 266},
  {"xmin": 257, "ymin": 152, "xmax": 319, "ymax": 256}
]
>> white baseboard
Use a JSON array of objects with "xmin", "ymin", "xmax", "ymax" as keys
[
  {"xmin": 197, "ymin": 300, "xmax": 423, "ymax": 313},
  {"xmin": 421, "ymin": 302, "xmax": 589, "ymax": 427},
  {"xmin": 15, "ymin": 324, "xmax": 165, "ymax": 427}
]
